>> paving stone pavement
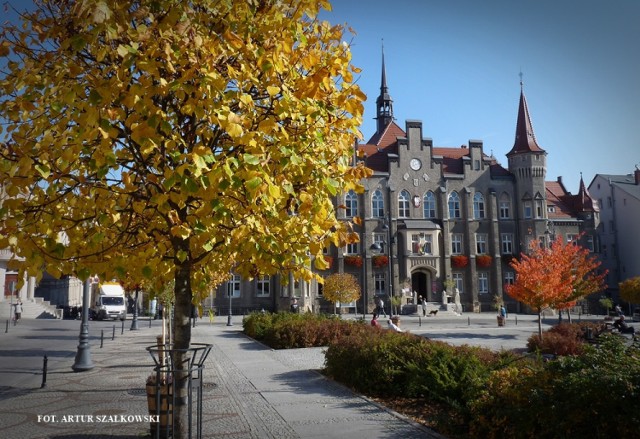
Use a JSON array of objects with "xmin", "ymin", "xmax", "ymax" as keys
[{"xmin": 0, "ymin": 315, "xmax": 446, "ymax": 439}]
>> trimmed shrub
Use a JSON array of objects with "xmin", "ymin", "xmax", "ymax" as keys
[
  {"xmin": 526, "ymin": 322, "xmax": 607, "ymax": 356},
  {"xmin": 470, "ymin": 335, "xmax": 640, "ymax": 438}
]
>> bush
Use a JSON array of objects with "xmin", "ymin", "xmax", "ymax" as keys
[
  {"xmin": 470, "ymin": 335, "xmax": 640, "ymax": 438},
  {"xmin": 323, "ymin": 328, "xmax": 514, "ymax": 433},
  {"xmin": 242, "ymin": 311, "xmax": 366, "ymax": 349},
  {"xmin": 526, "ymin": 322, "xmax": 607, "ymax": 356}
]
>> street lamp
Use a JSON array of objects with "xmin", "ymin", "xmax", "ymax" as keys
[
  {"xmin": 227, "ymin": 280, "xmax": 233, "ymax": 326},
  {"xmin": 130, "ymin": 286, "xmax": 139, "ymax": 330},
  {"xmin": 72, "ymin": 278, "xmax": 94, "ymax": 372},
  {"xmin": 370, "ymin": 215, "xmax": 394, "ymax": 315}
]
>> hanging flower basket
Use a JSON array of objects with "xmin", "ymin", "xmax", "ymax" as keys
[
  {"xmin": 372, "ymin": 255, "xmax": 389, "ymax": 268},
  {"xmin": 451, "ymin": 255, "xmax": 469, "ymax": 268},
  {"xmin": 344, "ymin": 255, "xmax": 363, "ymax": 268},
  {"xmin": 476, "ymin": 254, "xmax": 492, "ymax": 267}
]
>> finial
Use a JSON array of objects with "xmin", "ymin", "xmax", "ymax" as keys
[{"xmin": 519, "ymin": 70, "xmax": 523, "ymax": 88}]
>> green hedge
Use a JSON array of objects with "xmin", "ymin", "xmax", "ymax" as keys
[{"xmin": 243, "ymin": 315, "xmax": 640, "ymax": 438}]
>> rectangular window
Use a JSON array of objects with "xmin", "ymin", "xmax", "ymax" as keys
[
  {"xmin": 474, "ymin": 160, "xmax": 480, "ymax": 170},
  {"xmin": 476, "ymin": 233, "xmax": 487, "ymax": 254},
  {"xmin": 478, "ymin": 272, "xmax": 489, "ymax": 294},
  {"xmin": 587, "ymin": 235, "xmax": 594, "ymax": 252},
  {"xmin": 256, "ymin": 275, "xmax": 270, "ymax": 297},
  {"xmin": 607, "ymin": 197, "xmax": 612, "ymax": 207},
  {"xmin": 501, "ymin": 233, "xmax": 513, "ymax": 254},
  {"xmin": 499, "ymin": 201, "xmax": 510, "ymax": 219},
  {"xmin": 412, "ymin": 233, "xmax": 432, "ymax": 255},
  {"xmin": 536, "ymin": 200, "xmax": 543, "ymax": 218},
  {"xmin": 345, "ymin": 242, "xmax": 358, "ymax": 255},
  {"xmin": 452, "ymin": 273, "xmax": 464, "ymax": 293},
  {"xmin": 374, "ymin": 273, "xmax": 385, "ymax": 295},
  {"xmin": 226, "ymin": 274, "xmax": 241, "ymax": 298},
  {"xmin": 524, "ymin": 202, "xmax": 532, "ymax": 219},
  {"xmin": 566, "ymin": 234, "xmax": 577, "ymax": 244},
  {"xmin": 451, "ymin": 234, "xmax": 463, "ymax": 254},
  {"xmin": 504, "ymin": 272, "xmax": 515, "ymax": 286}
]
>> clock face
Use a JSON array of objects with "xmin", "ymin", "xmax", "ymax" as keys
[{"xmin": 410, "ymin": 158, "xmax": 422, "ymax": 171}]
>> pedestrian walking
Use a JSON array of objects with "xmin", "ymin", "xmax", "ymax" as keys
[
  {"xmin": 14, "ymin": 300, "xmax": 23, "ymax": 322},
  {"xmin": 377, "ymin": 298, "xmax": 386, "ymax": 317}
]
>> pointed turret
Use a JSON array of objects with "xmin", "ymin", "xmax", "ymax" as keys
[
  {"xmin": 575, "ymin": 173, "xmax": 597, "ymax": 212},
  {"xmin": 375, "ymin": 44, "xmax": 394, "ymax": 133},
  {"xmin": 507, "ymin": 81, "xmax": 545, "ymax": 156}
]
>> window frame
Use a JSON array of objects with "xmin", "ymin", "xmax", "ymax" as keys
[
  {"xmin": 398, "ymin": 190, "xmax": 411, "ymax": 218},
  {"xmin": 448, "ymin": 191, "xmax": 461, "ymax": 219}
]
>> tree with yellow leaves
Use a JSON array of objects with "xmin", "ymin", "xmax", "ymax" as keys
[
  {"xmin": 322, "ymin": 273, "xmax": 361, "ymax": 315},
  {"xmin": 0, "ymin": 1, "xmax": 369, "ymax": 435}
]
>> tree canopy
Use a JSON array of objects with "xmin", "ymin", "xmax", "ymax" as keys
[
  {"xmin": 0, "ymin": 0, "xmax": 368, "ymax": 296},
  {"xmin": 620, "ymin": 277, "xmax": 640, "ymax": 305},
  {"xmin": 322, "ymin": 272, "xmax": 361, "ymax": 309},
  {"xmin": 506, "ymin": 236, "xmax": 606, "ymax": 337}
]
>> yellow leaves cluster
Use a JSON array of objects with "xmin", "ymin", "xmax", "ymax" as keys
[{"xmin": 0, "ymin": 0, "xmax": 366, "ymax": 302}]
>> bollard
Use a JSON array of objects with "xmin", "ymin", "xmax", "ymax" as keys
[
  {"xmin": 468, "ymin": 316, "xmax": 470, "ymax": 326},
  {"xmin": 112, "ymin": 325, "xmax": 115, "ymax": 341},
  {"xmin": 149, "ymin": 316, "xmax": 152, "ymax": 328},
  {"xmin": 41, "ymin": 355, "xmax": 48, "ymax": 388},
  {"xmin": 418, "ymin": 315, "xmax": 421, "ymax": 327},
  {"xmin": 5, "ymin": 320, "xmax": 8, "ymax": 333},
  {"xmin": 121, "ymin": 319, "xmax": 124, "ymax": 335},
  {"xmin": 515, "ymin": 315, "xmax": 518, "ymax": 325},
  {"xmin": 100, "ymin": 330, "xmax": 104, "ymax": 348}
]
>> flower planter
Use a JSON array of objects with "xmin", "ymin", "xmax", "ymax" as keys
[
  {"xmin": 476, "ymin": 255, "xmax": 492, "ymax": 267},
  {"xmin": 372, "ymin": 255, "xmax": 389, "ymax": 268},
  {"xmin": 497, "ymin": 315, "xmax": 505, "ymax": 327},
  {"xmin": 451, "ymin": 255, "xmax": 469, "ymax": 268},
  {"xmin": 344, "ymin": 255, "xmax": 363, "ymax": 268}
]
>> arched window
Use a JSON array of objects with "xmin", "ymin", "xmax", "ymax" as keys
[
  {"xmin": 398, "ymin": 190, "xmax": 411, "ymax": 218},
  {"xmin": 423, "ymin": 191, "xmax": 436, "ymax": 218},
  {"xmin": 448, "ymin": 191, "xmax": 461, "ymax": 218},
  {"xmin": 473, "ymin": 192, "xmax": 485, "ymax": 219},
  {"xmin": 372, "ymin": 190, "xmax": 384, "ymax": 218},
  {"xmin": 499, "ymin": 193, "xmax": 511, "ymax": 219},
  {"xmin": 345, "ymin": 190, "xmax": 358, "ymax": 217}
]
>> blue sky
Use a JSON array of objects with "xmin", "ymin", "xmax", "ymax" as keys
[{"xmin": 321, "ymin": 0, "xmax": 640, "ymax": 194}]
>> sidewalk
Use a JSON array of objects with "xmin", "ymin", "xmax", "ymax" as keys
[{"xmin": 0, "ymin": 316, "xmax": 443, "ymax": 439}]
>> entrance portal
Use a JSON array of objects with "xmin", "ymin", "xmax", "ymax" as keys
[{"xmin": 411, "ymin": 271, "xmax": 431, "ymax": 302}]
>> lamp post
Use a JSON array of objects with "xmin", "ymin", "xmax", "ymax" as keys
[
  {"xmin": 72, "ymin": 278, "xmax": 94, "ymax": 372},
  {"xmin": 130, "ymin": 286, "xmax": 139, "ymax": 330},
  {"xmin": 370, "ymin": 214, "xmax": 394, "ymax": 316},
  {"xmin": 226, "ymin": 282, "xmax": 233, "ymax": 326}
]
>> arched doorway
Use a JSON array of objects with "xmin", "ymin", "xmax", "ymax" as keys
[{"xmin": 411, "ymin": 270, "xmax": 432, "ymax": 302}]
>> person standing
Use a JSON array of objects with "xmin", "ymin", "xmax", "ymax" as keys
[
  {"xmin": 377, "ymin": 298, "xmax": 386, "ymax": 317},
  {"xmin": 14, "ymin": 300, "xmax": 23, "ymax": 322},
  {"xmin": 422, "ymin": 297, "xmax": 427, "ymax": 317}
]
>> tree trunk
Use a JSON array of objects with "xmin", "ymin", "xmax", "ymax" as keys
[
  {"xmin": 537, "ymin": 308, "xmax": 543, "ymax": 341},
  {"xmin": 172, "ymin": 261, "xmax": 192, "ymax": 439}
]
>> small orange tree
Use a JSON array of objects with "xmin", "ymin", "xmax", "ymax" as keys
[
  {"xmin": 323, "ymin": 273, "xmax": 361, "ymax": 315},
  {"xmin": 506, "ymin": 236, "xmax": 605, "ymax": 338},
  {"xmin": 620, "ymin": 277, "xmax": 640, "ymax": 307}
]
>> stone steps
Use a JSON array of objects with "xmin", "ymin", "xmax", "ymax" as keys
[{"xmin": 0, "ymin": 298, "xmax": 60, "ymax": 321}]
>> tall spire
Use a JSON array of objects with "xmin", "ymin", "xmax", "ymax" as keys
[
  {"xmin": 507, "ymin": 75, "xmax": 545, "ymax": 156},
  {"xmin": 375, "ymin": 40, "xmax": 393, "ymax": 133}
]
